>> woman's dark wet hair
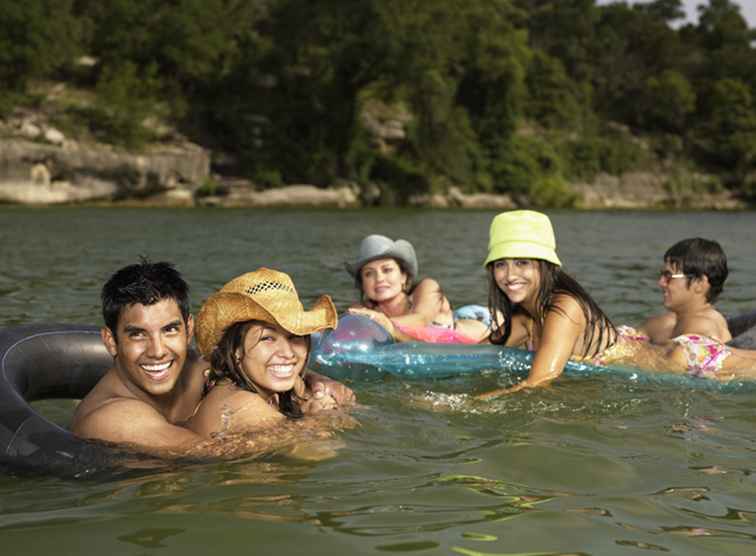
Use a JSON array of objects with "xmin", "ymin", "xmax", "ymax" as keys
[
  {"xmin": 208, "ymin": 320, "xmax": 305, "ymax": 419},
  {"xmin": 664, "ymin": 238, "xmax": 728, "ymax": 303},
  {"xmin": 487, "ymin": 260, "xmax": 617, "ymax": 359},
  {"xmin": 102, "ymin": 258, "xmax": 190, "ymax": 336}
]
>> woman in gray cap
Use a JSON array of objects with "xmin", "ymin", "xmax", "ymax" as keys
[{"xmin": 345, "ymin": 234, "xmax": 488, "ymax": 343}]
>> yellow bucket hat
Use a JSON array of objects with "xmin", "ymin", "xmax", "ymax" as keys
[
  {"xmin": 195, "ymin": 268, "xmax": 338, "ymax": 357},
  {"xmin": 483, "ymin": 210, "xmax": 561, "ymax": 267}
]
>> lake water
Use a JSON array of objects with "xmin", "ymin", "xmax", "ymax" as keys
[{"xmin": 1, "ymin": 207, "xmax": 755, "ymax": 555}]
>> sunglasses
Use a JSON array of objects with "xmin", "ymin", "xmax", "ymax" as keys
[{"xmin": 658, "ymin": 270, "xmax": 687, "ymax": 282}]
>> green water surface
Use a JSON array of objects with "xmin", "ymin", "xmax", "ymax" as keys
[{"xmin": 1, "ymin": 207, "xmax": 755, "ymax": 555}]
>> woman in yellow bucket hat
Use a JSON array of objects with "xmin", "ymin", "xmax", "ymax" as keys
[
  {"xmin": 477, "ymin": 213, "xmax": 756, "ymax": 394},
  {"xmin": 188, "ymin": 268, "xmax": 349, "ymax": 437},
  {"xmin": 477, "ymin": 210, "xmax": 643, "ymax": 397}
]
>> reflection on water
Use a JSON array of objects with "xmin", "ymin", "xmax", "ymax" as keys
[{"xmin": 2, "ymin": 208, "xmax": 756, "ymax": 555}]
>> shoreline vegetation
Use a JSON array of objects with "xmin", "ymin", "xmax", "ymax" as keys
[{"xmin": 1, "ymin": 1, "xmax": 755, "ymax": 210}]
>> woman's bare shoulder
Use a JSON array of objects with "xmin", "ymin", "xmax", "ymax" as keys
[
  {"xmin": 189, "ymin": 384, "xmax": 283, "ymax": 437},
  {"xmin": 550, "ymin": 292, "xmax": 586, "ymax": 322}
]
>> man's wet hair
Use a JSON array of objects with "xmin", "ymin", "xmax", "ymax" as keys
[
  {"xmin": 102, "ymin": 258, "xmax": 190, "ymax": 335},
  {"xmin": 665, "ymin": 238, "xmax": 728, "ymax": 303}
]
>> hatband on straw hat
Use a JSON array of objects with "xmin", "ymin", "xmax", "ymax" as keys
[
  {"xmin": 345, "ymin": 234, "xmax": 419, "ymax": 280},
  {"xmin": 484, "ymin": 210, "xmax": 561, "ymax": 267},
  {"xmin": 195, "ymin": 268, "xmax": 337, "ymax": 357}
]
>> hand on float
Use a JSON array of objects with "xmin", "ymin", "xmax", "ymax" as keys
[{"xmin": 346, "ymin": 307, "xmax": 396, "ymax": 335}]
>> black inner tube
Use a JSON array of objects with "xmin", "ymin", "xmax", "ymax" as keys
[{"xmin": 0, "ymin": 324, "xmax": 129, "ymax": 477}]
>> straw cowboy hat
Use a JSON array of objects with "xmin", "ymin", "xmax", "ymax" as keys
[
  {"xmin": 345, "ymin": 234, "xmax": 419, "ymax": 279},
  {"xmin": 484, "ymin": 210, "xmax": 561, "ymax": 267},
  {"xmin": 195, "ymin": 268, "xmax": 337, "ymax": 357}
]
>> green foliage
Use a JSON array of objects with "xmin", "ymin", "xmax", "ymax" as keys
[
  {"xmin": 0, "ymin": 91, "xmax": 26, "ymax": 119},
  {"xmin": 664, "ymin": 169, "xmax": 723, "ymax": 197},
  {"xmin": 529, "ymin": 175, "xmax": 577, "ymax": 208},
  {"xmin": 90, "ymin": 62, "xmax": 163, "ymax": 150},
  {"xmin": 195, "ymin": 176, "xmax": 222, "ymax": 198},
  {"xmin": 492, "ymin": 135, "xmax": 563, "ymax": 195},
  {"xmin": 524, "ymin": 51, "xmax": 583, "ymax": 129},
  {"xmin": 369, "ymin": 153, "xmax": 429, "ymax": 203},
  {"xmin": 5, "ymin": 0, "xmax": 756, "ymax": 202},
  {"xmin": 253, "ymin": 169, "xmax": 283, "ymax": 188},
  {"xmin": 0, "ymin": 0, "xmax": 83, "ymax": 90},
  {"xmin": 562, "ymin": 130, "xmax": 650, "ymax": 180},
  {"xmin": 641, "ymin": 70, "xmax": 696, "ymax": 133},
  {"xmin": 692, "ymin": 78, "xmax": 756, "ymax": 182}
]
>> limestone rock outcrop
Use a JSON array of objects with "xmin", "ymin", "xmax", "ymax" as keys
[{"xmin": 0, "ymin": 138, "xmax": 209, "ymax": 204}]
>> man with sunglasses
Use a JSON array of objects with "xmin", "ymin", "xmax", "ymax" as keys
[{"xmin": 640, "ymin": 238, "xmax": 731, "ymax": 345}]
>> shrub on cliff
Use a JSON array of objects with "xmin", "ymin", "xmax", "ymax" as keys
[{"xmin": 89, "ymin": 62, "xmax": 163, "ymax": 150}]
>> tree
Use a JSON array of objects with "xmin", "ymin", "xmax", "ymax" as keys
[
  {"xmin": 642, "ymin": 70, "xmax": 696, "ymax": 134},
  {"xmin": 693, "ymin": 78, "xmax": 756, "ymax": 184},
  {"xmin": 524, "ymin": 50, "xmax": 583, "ymax": 130},
  {"xmin": 0, "ymin": 0, "xmax": 83, "ymax": 91}
]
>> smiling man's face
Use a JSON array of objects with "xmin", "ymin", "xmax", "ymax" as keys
[{"xmin": 102, "ymin": 298, "xmax": 194, "ymax": 399}]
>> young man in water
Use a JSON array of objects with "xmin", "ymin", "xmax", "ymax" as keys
[
  {"xmin": 640, "ymin": 237, "xmax": 731, "ymax": 345},
  {"xmin": 636, "ymin": 238, "xmax": 753, "ymax": 378},
  {"xmin": 72, "ymin": 259, "xmax": 354, "ymax": 456}
]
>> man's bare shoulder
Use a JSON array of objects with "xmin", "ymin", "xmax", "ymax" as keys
[
  {"xmin": 73, "ymin": 396, "xmax": 158, "ymax": 441},
  {"xmin": 73, "ymin": 395, "xmax": 202, "ymax": 452},
  {"xmin": 72, "ymin": 369, "xmax": 127, "ymax": 426},
  {"xmin": 72, "ymin": 369, "xmax": 202, "ymax": 451},
  {"xmin": 677, "ymin": 309, "xmax": 731, "ymax": 342}
]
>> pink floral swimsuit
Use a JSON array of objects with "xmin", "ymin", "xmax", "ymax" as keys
[{"xmin": 671, "ymin": 334, "xmax": 732, "ymax": 378}]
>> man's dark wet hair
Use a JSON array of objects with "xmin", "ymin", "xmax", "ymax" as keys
[
  {"xmin": 664, "ymin": 238, "xmax": 728, "ymax": 303},
  {"xmin": 102, "ymin": 259, "xmax": 190, "ymax": 335}
]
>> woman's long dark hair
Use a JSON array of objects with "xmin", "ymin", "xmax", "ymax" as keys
[
  {"xmin": 208, "ymin": 320, "xmax": 305, "ymax": 419},
  {"xmin": 487, "ymin": 260, "xmax": 617, "ymax": 359}
]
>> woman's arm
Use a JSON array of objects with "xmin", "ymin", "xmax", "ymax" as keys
[
  {"xmin": 477, "ymin": 295, "xmax": 586, "ymax": 398},
  {"xmin": 403, "ymin": 278, "xmax": 448, "ymax": 325},
  {"xmin": 347, "ymin": 278, "xmax": 448, "ymax": 341}
]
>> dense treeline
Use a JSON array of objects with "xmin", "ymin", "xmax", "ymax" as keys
[{"xmin": 1, "ymin": 0, "xmax": 755, "ymax": 204}]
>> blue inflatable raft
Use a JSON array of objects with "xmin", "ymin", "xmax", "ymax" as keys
[{"xmin": 309, "ymin": 313, "xmax": 756, "ymax": 391}]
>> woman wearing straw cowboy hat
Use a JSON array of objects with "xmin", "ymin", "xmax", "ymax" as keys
[
  {"xmin": 188, "ymin": 268, "xmax": 351, "ymax": 437},
  {"xmin": 345, "ymin": 234, "xmax": 489, "ymax": 343}
]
